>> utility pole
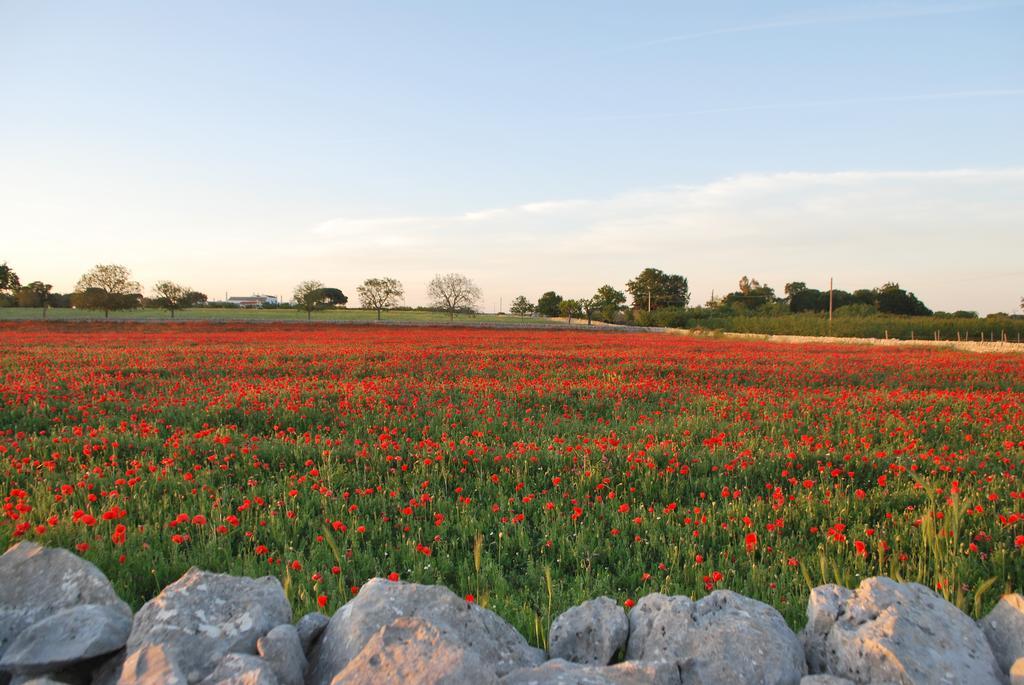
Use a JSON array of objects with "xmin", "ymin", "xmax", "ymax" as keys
[{"xmin": 647, "ymin": 288, "xmax": 652, "ymax": 312}]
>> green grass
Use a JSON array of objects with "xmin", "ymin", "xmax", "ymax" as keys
[{"xmin": 0, "ymin": 306, "xmax": 564, "ymax": 325}]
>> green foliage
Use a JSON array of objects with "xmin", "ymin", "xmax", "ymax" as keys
[
  {"xmin": 625, "ymin": 268, "xmax": 689, "ymax": 311},
  {"xmin": 509, "ymin": 296, "xmax": 534, "ymax": 318},
  {"xmin": 0, "ymin": 262, "xmax": 20, "ymax": 294},
  {"xmin": 357, "ymin": 277, "xmax": 404, "ymax": 320},
  {"xmin": 591, "ymin": 284, "xmax": 626, "ymax": 322},
  {"xmin": 536, "ymin": 291, "xmax": 563, "ymax": 317},
  {"xmin": 73, "ymin": 264, "xmax": 142, "ymax": 318}
]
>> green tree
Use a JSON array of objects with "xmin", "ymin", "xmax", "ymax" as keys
[
  {"xmin": 509, "ymin": 295, "xmax": 534, "ymax": 318},
  {"xmin": 72, "ymin": 264, "xmax": 141, "ymax": 318},
  {"xmin": 536, "ymin": 291, "xmax": 563, "ymax": 317},
  {"xmin": 0, "ymin": 262, "xmax": 19, "ymax": 294},
  {"xmin": 876, "ymin": 283, "xmax": 930, "ymax": 316},
  {"xmin": 558, "ymin": 298, "xmax": 582, "ymax": 323},
  {"xmin": 591, "ymin": 284, "xmax": 626, "ymax": 322},
  {"xmin": 294, "ymin": 281, "xmax": 347, "ymax": 320},
  {"xmin": 357, "ymin": 277, "xmax": 404, "ymax": 320},
  {"xmin": 722, "ymin": 276, "xmax": 776, "ymax": 310},
  {"xmin": 18, "ymin": 282, "xmax": 53, "ymax": 317},
  {"xmin": 428, "ymin": 273, "xmax": 481, "ymax": 320},
  {"xmin": 625, "ymin": 268, "xmax": 689, "ymax": 311},
  {"xmin": 152, "ymin": 281, "xmax": 195, "ymax": 318}
]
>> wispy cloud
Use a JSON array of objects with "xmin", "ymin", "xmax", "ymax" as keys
[
  {"xmin": 306, "ymin": 168, "xmax": 1024, "ymax": 314},
  {"xmin": 578, "ymin": 89, "xmax": 1024, "ymax": 123}
]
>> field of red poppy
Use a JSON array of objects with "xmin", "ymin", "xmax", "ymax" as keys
[{"xmin": 1, "ymin": 322, "xmax": 1022, "ymax": 644}]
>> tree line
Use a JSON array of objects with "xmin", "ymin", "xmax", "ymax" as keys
[{"xmin": 1, "ymin": 260, "xmax": 1020, "ymax": 326}]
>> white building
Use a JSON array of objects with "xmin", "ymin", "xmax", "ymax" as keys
[{"xmin": 226, "ymin": 294, "xmax": 279, "ymax": 308}]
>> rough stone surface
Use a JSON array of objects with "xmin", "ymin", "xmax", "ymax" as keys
[
  {"xmin": 799, "ymin": 676, "xmax": 855, "ymax": 685},
  {"xmin": 125, "ymin": 567, "xmax": 291, "ymax": 684},
  {"xmin": 197, "ymin": 654, "xmax": 279, "ymax": 685},
  {"xmin": 979, "ymin": 593, "xmax": 1024, "ymax": 673},
  {"xmin": 1010, "ymin": 657, "xmax": 1024, "ymax": 685},
  {"xmin": 0, "ymin": 605, "xmax": 130, "ymax": 676},
  {"xmin": 813, "ymin": 576, "xmax": 1002, "ymax": 685},
  {"xmin": 0, "ymin": 543, "xmax": 131, "ymax": 666},
  {"xmin": 307, "ymin": 578, "xmax": 543, "ymax": 684},
  {"xmin": 294, "ymin": 613, "xmax": 330, "ymax": 655},
  {"xmin": 626, "ymin": 589, "xmax": 804, "ymax": 685},
  {"xmin": 256, "ymin": 625, "xmax": 305, "ymax": 685},
  {"xmin": 500, "ymin": 658, "xmax": 681, "ymax": 685},
  {"xmin": 549, "ymin": 597, "xmax": 628, "ymax": 666},
  {"xmin": 799, "ymin": 584, "xmax": 854, "ymax": 674},
  {"xmin": 96, "ymin": 644, "xmax": 187, "ymax": 685},
  {"xmin": 328, "ymin": 617, "xmax": 498, "ymax": 685}
]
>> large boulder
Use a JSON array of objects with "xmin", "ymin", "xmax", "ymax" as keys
[
  {"xmin": 122, "ymin": 567, "xmax": 291, "ymax": 683},
  {"xmin": 0, "ymin": 605, "xmax": 130, "ymax": 676},
  {"xmin": 804, "ymin": 577, "xmax": 1002, "ymax": 685},
  {"xmin": 196, "ymin": 654, "xmax": 279, "ymax": 685},
  {"xmin": 549, "ymin": 597, "xmax": 628, "ymax": 666},
  {"xmin": 294, "ymin": 613, "xmax": 329, "ymax": 655},
  {"xmin": 979, "ymin": 593, "xmax": 1024, "ymax": 673},
  {"xmin": 256, "ymin": 625, "xmax": 305, "ymax": 685},
  {"xmin": 800, "ymin": 585, "xmax": 854, "ymax": 673},
  {"xmin": 626, "ymin": 589, "xmax": 804, "ymax": 685},
  {"xmin": 95, "ymin": 644, "xmax": 187, "ymax": 685},
  {"xmin": 328, "ymin": 616, "xmax": 498, "ymax": 685},
  {"xmin": 307, "ymin": 578, "xmax": 543, "ymax": 684},
  {"xmin": 500, "ymin": 658, "xmax": 680, "ymax": 685},
  {"xmin": 0, "ymin": 543, "xmax": 131, "ymax": 666}
]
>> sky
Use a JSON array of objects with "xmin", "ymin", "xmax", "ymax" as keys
[{"xmin": 1, "ymin": 1, "xmax": 1022, "ymax": 314}]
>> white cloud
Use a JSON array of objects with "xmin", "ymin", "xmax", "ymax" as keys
[{"xmin": 305, "ymin": 168, "xmax": 1024, "ymax": 314}]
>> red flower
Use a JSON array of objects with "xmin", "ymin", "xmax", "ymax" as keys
[
  {"xmin": 317, "ymin": 595, "xmax": 328, "ymax": 608},
  {"xmin": 388, "ymin": 572, "xmax": 400, "ymax": 582},
  {"xmin": 624, "ymin": 598, "xmax": 635, "ymax": 609}
]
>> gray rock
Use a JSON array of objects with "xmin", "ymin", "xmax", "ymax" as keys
[
  {"xmin": 979, "ymin": 593, "xmax": 1024, "ymax": 673},
  {"xmin": 800, "ymin": 677, "xmax": 855, "ymax": 685},
  {"xmin": 549, "ymin": 597, "xmax": 628, "ymax": 666},
  {"xmin": 197, "ymin": 654, "xmax": 279, "ymax": 685},
  {"xmin": 294, "ymin": 613, "xmax": 329, "ymax": 654},
  {"xmin": 626, "ymin": 589, "xmax": 804, "ymax": 685},
  {"xmin": 500, "ymin": 658, "xmax": 680, "ymax": 685},
  {"xmin": 1011, "ymin": 657, "xmax": 1024, "ymax": 685},
  {"xmin": 124, "ymin": 567, "xmax": 291, "ymax": 683},
  {"xmin": 307, "ymin": 578, "xmax": 543, "ymax": 684},
  {"xmin": 256, "ymin": 625, "xmax": 305, "ymax": 685},
  {"xmin": 800, "ymin": 584, "xmax": 854, "ymax": 674},
  {"xmin": 111, "ymin": 643, "xmax": 187, "ymax": 679},
  {"xmin": 328, "ymin": 617, "xmax": 498, "ymax": 685},
  {"xmin": 9, "ymin": 677, "xmax": 80, "ymax": 685},
  {"xmin": 816, "ymin": 577, "xmax": 1002, "ymax": 685},
  {"xmin": 0, "ymin": 543, "xmax": 131, "ymax": 665},
  {"xmin": 0, "ymin": 604, "xmax": 130, "ymax": 676}
]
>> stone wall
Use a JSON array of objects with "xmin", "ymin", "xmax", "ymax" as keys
[{"xmin": 1, "ymin": 542, "xmax": 1021, "ymax": 684}]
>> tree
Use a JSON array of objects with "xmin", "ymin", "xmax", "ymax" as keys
[
  {"xmin": 579, "ymin": 296, "xmax": 600, "ymax": 325},
  {"xmin": 536, "ymin": 291, "xmax": 563, "ymax": 317},
  {"xmin": 428, "ymin": 273, "xmax": 481, "ymax": 320},
  {"xmin": 784, "ymin": 282, "xmax": 807, "ymax": 299},
  {"xmin": 73, "ymin": 264, "xmax": 141, "ymax": 318},
  {"xmin": 559, "ymin": 298, "xmax": 582, "ymax": 323},
  {"xmin": 625, "ymin": 268, "xmax": 689, "ymax": 311},
  {"xmin": 357, "ymin": 277, "xmax": 404, "ymax": 320},
  {"xmin": 509, "ymin": 296, "xmax": 534, "ymax": 318},
  {"xmin": 876, "ymin": 283, "xmax": 930, "ymax": 316},
  {"xmin": 294, "ymin": 281, "xmax": 347, "ymax": 320},
  {"xmin": 592, "ymin": 284, "xmax": 626, "ymax": 322},
  {"xmin": 152, "ymin": 281, "xmax": 195, "ymax": 318},
  {"xmin": 0, "ymin": 263, "xmax": 19, "ymax": 294},
  {"xmin": 723, "ymin": 276, "xmax": 777, "ymax": 310},
  {"xmin": 18, "ymin": 282, "xmax": 53, "ymax": 317}
]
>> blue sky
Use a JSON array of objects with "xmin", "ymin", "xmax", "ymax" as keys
[{"xmin": 1, "ymin": 1, "xmax": 1022, "ymax": 313}]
